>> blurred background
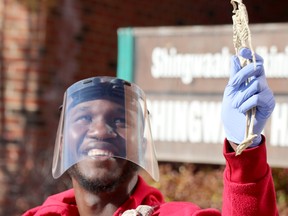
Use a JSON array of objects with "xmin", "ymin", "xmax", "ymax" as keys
[{"xmin": 0, "ymin": 0, "xmax": 287, "ymax": 215}]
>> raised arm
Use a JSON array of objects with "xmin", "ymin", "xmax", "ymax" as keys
[{"xmin": 221, "ymin": 47, "xmax": 278, "ymax": 216}]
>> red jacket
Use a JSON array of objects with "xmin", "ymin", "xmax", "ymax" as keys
[{"xmin": 23, "ymin": 138, "xmax": 278, "ymax": 216}]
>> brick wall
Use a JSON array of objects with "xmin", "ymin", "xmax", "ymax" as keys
[{"xmin": 0, "ymin": 0, "xmax": 287, "ymax": 215}]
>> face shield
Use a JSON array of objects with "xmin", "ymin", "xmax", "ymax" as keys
[{"xmin": 52, "ymin": 76, "xmax": 159, "ymax": 181}]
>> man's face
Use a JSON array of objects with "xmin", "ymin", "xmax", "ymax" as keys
[{"xmin": 64, "ymin": 99, "xmax": 139, "ymax": 192}]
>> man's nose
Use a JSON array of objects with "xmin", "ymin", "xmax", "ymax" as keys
[{"xmin": 87, "ymin": 120, "xmax": 117, "ymax": 139}]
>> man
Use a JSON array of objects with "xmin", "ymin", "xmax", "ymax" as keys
[{"xmin": 23, "ymin": 48, "xmax": 278, "ymax": 215}]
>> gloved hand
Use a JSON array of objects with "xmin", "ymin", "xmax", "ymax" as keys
[{"xmin": 221, "ymin": 48, "xmax": 275, "ymax": 147}]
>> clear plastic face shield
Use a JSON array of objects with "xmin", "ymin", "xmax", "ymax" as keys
[{"xmin": 52, "ymin": 77, "xmax": 159, "ymax": 181}]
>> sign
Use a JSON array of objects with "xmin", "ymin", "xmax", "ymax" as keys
[{"xmin": 117, "ymin": 23, "xmax": 288, "ymax": 166}]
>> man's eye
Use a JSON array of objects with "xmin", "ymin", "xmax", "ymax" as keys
[
  {"xmin": 75, "ymin": 115, "xmax": 92, "ymax": 123},
  {"xmin": 114, "ymin": 118, "xmax": 126, "ymax": 128}
]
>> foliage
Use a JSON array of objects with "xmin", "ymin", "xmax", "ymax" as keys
[
  {"xmin": 142, "ymin": 162, "xmax": 288, "ymax": 215},
  {"xmin": 272, "ymin": 168, "xmax": 288, "ymax": 215}
]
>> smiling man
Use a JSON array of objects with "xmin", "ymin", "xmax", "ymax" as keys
[
  {"xmin": 46, "ymin": 76, "xmax": 160, "ymax": 216},
  {"xmin": 23, "ymin": 49, "xmax": 278, "ymax": 216}
]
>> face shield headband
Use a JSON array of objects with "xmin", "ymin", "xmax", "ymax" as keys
[{"xmin": 52, "ymin": 76, "xmax": 159, "ymax": 181}]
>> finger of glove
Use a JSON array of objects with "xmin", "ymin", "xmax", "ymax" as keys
[
  {"xmin": 238, "ymin": 86, "xmax": 275, "ymax": 116},
  {"xmin": 232, "ymin": 78, "xmax": 261, "ymax": 111},
  {"xmin": 228, "ymin": 61, "xmax": 264, "ymax": 87},
  {"xmin": 255, "ymin": 88, "xmax": 275, "ymax": 119},
  {"xmin": 239, "ymin": 47, "xmax": 264, "ymax": 63},
  {"xmin": 229, "ymin": 48, "xmax": 264, "ymax": 86},
  {"xmin": 229, "ymin": 55, "xmax": 242, "ymax": 82}
]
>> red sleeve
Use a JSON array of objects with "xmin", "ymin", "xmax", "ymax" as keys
[{"xmin": 222, "ymin": 136, "xmax": 278, "ymax": 216}]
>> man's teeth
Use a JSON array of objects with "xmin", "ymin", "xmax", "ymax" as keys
[{"xmin": 87, "ymin": 149, "xmax": 113, "ymax": 157}]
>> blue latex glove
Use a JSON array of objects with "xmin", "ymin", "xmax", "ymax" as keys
[{"xmin": 222, "ymin": 48, "xmax": 275, "ymax": 147}]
